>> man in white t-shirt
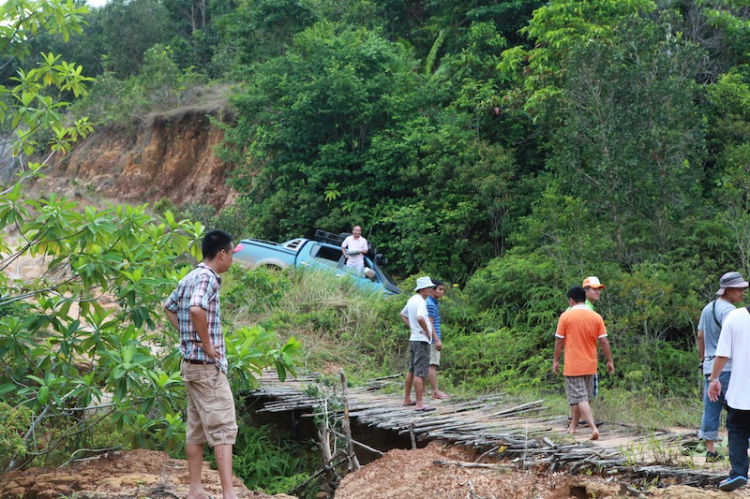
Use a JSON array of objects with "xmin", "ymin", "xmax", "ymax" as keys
[
  {"xmin": 400, "ymin": 276, "xmax": 436, "ymax": 412},
  {"xmin": 340, "ymin": 226, "xmax": 369, "ymax": 273},
  {"xmin": 708, "ymin": 304, "xmax": 750, "ymax": 492}
]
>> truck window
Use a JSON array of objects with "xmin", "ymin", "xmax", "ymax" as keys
[{"xmin": 311, "ymin": 244, "xmax": 342, "ymax": 267}]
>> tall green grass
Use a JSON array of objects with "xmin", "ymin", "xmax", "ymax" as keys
[
  {"xmin": 222, "ymin": 266, "xmax": 703, "ymax": 430},
  {"xmin": 223, "ymin": 266, "xmax": 410, "ymax": 379}
]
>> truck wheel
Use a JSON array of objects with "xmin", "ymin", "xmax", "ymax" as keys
[{"xmin": 257, "ymin": 264, "xmax": 282, "ymax": 271}]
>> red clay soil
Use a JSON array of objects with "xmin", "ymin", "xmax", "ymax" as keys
[
  {"xmin": 3, "ymin": 444, "xmax": 750, "ymax": 499},
  {"xmin": 0, "ymin": 449, "xmax": 292, "ymax": 499},
  {"xmin": 335, "ymin": 441, "xmax": 750, "ymax": 499}
]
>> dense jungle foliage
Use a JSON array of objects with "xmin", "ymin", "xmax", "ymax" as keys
[
  {"xmin": 54, "ymin": 0, "xmax": 750, "ymax": 395},
  {"xmin": 3, "ymin": 0, "xmax": 750, "ymax": 488}
]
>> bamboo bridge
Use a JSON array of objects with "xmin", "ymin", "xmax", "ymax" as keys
[{"xmin": 247, "ymin": 370, "xmax": 726, "ymax": 487}]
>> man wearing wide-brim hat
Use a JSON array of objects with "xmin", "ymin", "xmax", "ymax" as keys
[
  {"xmin": 699, "ymin": 271, "xmax": 749, "ymax": 464},
  {"xmin": 707, "ymin": 271, "xmax": 750, "ymax": 492},
  {"xmin": 400, "ymin": 277, "xmax": 437, "ymax": 412}
]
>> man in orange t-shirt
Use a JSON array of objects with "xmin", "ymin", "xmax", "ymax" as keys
[{"xmin": 553, "ymin": 286, "xmax": 614, "ymax": 440}]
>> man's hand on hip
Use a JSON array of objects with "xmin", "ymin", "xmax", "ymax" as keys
[{"xmin": 204, "ymin": 345, "xmax": 220, "ymax": 363}]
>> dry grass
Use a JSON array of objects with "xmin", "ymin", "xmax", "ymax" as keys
[{"xmin": 139, "ymin": 83, "xmax": 234, "ymax": 127}]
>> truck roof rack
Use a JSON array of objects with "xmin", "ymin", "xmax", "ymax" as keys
[{"xmin": 314, "ymin": 229, "xmax": 345, "ymax": 246}]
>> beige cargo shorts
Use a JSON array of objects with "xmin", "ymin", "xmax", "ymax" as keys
[{"xmin": 181, "ymin": 361, "xmax": 238, "ymax": 447}]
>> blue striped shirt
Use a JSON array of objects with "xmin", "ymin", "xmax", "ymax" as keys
[{"xmin": 426, "ymin": 296, "xmax": 441, "ymax": 341}]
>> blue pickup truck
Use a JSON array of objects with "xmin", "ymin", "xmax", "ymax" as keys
[{"xmin": 233, "ymin": 231, "xmax": 401, "ymax": 295}]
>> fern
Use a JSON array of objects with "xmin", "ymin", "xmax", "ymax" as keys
[{"xmin": 424, "ymin": 30, "xmax": 445, "ymax": 77}]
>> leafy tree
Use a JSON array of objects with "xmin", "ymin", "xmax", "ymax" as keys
[
  {"xmin": 676, "ymin": 0, "xmax": 750, "ymax": 79},
  {"xmin": 499, "ymin": 0, "xmax": 657, "ymax": 116},
  {"xmin": 0, "ymin": 0, "xmax": 300, "ymax": 473},
  {"xmin": 0, "ymin": 0, "xmax": 93, "ymax": 156},
  {"xmin": 96, "ymin": 0, "xmax": 171, "ymax": 78},
  {"xmin": 707, "ymin": 70, "xmax": 750, "ymax": 276},
  {"xmin": 220, "ymin": 23, "xmax": 422, "ymax": 238},
  {"xmin": 547, "ymin": 16, "xmax": 706, "ymax": 262},
  {"xmin": 212, "ymin": 0, "xmax": 318, "ymax": 73}
]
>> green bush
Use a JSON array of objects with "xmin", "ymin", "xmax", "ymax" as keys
[
  {"xmin": 223, "ymin": 423, "xmax": 312, "ymax": 494},
  {"xmin": 0, "ymin": 402, "xmax": 32, "ymax": 470}
]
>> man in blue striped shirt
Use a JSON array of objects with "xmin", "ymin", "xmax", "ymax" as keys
[{"xmin": 427, "ymin": 280, "xmax": 450, "ymax": 400}]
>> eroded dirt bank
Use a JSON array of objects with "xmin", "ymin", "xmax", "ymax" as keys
[
  {"xmin": 42, "ymin": 109, "xmax": 237, "ymax": 209},
  {"xmin": 0, "ymin": 449, "xmax": 290, "ymax": 499},
  {"xmin": 335, "ymin": 441, "xmax": 749, "ymax": 499}
]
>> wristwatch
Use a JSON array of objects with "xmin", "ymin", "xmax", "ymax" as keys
[{"xmin": 708, "ymin": 378, "xmax": 720, "ymax": 383}]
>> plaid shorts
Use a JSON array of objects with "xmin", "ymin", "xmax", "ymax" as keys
[
  {"xmin": 565, "ymin": 375, "xmax": 595, "ymax": 405},
  {"xmin": 408, "ymin": 341, "xmax": 430, "ymax": 378},
  {"xmin": 181, "ymin": 361, "xmax": 238, "ymax": 447}
]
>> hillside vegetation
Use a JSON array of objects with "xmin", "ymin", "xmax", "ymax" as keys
[{"xmin": 2, "ymin": 0, "xmax": 750, "ymax": 494}]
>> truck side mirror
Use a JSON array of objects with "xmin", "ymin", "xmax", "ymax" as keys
[{"xmin": 374, "ymin": 254, "xmax": 387, "ymax": 266}]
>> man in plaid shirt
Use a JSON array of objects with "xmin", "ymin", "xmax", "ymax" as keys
[{"xmin": 165, "ymin": 229, "xmax": 243, "ymax": 499}]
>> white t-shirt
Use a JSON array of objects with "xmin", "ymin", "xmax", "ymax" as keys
[
  {"xmin": 715, "ymin": 306, "xmax": 750, "ymax": 410},
  {"xmin": 342, "ymin": 235, "xmax": 368, "ymax": 267},
  {"xmin": 401, "ymin": 294, "xmax": 432, "ymax": 343}
]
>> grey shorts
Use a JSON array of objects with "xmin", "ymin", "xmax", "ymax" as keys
[
  {"xmin": 181, "ymin": 361, "xmax": 238, "ymax": 447},
  {"xmin": 408, "ymin": 341, "xmax": 430, "ymax": 378},
  {"xmin": 565, "ymin": 375, "xmax": 595, "ymax": 405},
  {"xmin": 429, "ymin": 343, "xmax": 440, "ymax": 366}
]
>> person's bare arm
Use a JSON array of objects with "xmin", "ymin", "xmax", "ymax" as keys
[
  {"xmin": 552, "ymin": 337, "xmax": 564, "ymax": 375},
  {"xmin": 430, "ymin": 316, "xmax": 442, "ymax": 351},
  {"xmin": 400, "ymin": 314, "xmax": 410, "ymax": 328},
  {"xmin": 598, "ymin": 336, "xmax": 615, "ymax": 375},
  {"xmin": 708, "ymin": 356, "xmax": 729, "ymax": 401},
  {"xmin": 189, "ymin": 306, "xmax": 219, "ymax": 362},
  {"xmin": 697, "ymin": 329, "xmax": 705, "ymax": 363},
  {"xmin": 165, "ymin": 308, "xmax": 179, "ymax": 331},
  {"xmin": 417, "ymin": 315, "xmax": 432, "ymax": 341}
]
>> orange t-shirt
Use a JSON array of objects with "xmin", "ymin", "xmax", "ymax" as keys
[{"xmin": 555, "ymin": 306, "xmax": 607, "ymax": 376}]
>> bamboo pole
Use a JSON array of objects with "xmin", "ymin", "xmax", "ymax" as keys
[{"xmin": 340, "ymin": 368, "xmax": 361, "ymax": 471}]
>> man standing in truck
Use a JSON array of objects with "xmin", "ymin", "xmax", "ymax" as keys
[{"xmin": 341, "ymin": 225, "xmax": 369, "ymax": 274}]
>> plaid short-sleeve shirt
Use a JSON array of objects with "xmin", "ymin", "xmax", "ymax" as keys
[{"xmin": 165, "ymin": 263, "xmax": 227, "ymax": 373}]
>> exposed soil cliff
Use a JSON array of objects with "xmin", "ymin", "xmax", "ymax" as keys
[
  {"xmin": 0, "ymin": 449, "xmax": 292, "ymax": 499},
  {"xmin": 43, "ymin": 108, "xmax": 238, "ymax": 209}
]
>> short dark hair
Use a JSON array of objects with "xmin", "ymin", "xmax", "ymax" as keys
[
  {"xmin": 567, "ymin": 286, "xmax": 586, "ymax": 304},
  {"xmin": 202, "ymin": 230, "xmax": 234, "ymax": 260},
  {"xmin": 432, "ymin": 279, "xmax": 444, "ymax": 288}
]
